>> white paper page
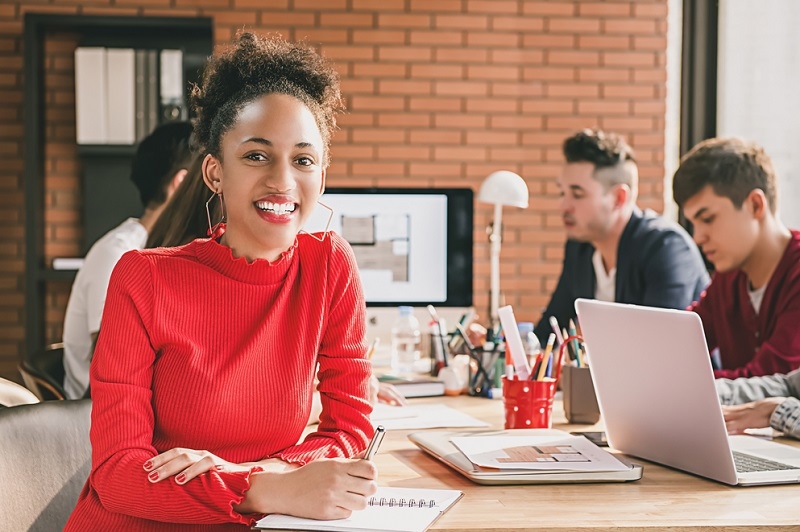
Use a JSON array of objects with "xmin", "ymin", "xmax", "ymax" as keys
[
  {"xmin": 371, "ymin": 404, "xmax": 489, "ymax": 431},
  {"xmin": 451, "ymin": 434, "xmax": 629, "ymax": 471},
  {"xmin": 254, "ymin": 487, "xmax": 461, "ymax": 532}
]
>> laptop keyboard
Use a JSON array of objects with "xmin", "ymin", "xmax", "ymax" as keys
[{"xmin": 732, "ymin": 451, "xmax": 800, "ymax": 473}]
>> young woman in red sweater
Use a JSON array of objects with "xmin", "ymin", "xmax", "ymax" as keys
[{"xmin": 66, "ymin": 33, "xmax": 378, "ymax": 530}]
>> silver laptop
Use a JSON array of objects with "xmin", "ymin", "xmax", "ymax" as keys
[{"xmin": 575, "ymin": 298, "xmax": 800, "ymax": 486}]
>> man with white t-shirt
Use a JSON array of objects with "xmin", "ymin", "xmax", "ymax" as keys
[
  {"xmin": 533, "ymin": 129, "xmax": 709, "ymax": 347},
  {"xmin": 62, "ymin": 122, "xmax": 194, "ymax": 399}
]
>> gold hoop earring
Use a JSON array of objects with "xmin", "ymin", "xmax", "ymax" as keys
[
  {"xmin": 205, "ymin": 191, "xmax": 226, "ymax": 237},
  {"xmin": 300, "ymin": 200, "xmax": 333, "ymax": 242}
]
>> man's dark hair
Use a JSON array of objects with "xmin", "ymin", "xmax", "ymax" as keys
[
  {"xmin": 672, "ymin": 137, "xmax": 777, "ymax": 213},
  {"xmin": 129, "ymin": 121, "xmax": 194, "ymax": 208},
  {"xmin": 563, "ymin": 128, "xmax": 636, "ymax": 169}
]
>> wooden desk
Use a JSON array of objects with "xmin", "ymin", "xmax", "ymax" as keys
[{"xmin": 371, "ymin": 395, "xmax": 800, "ymax": 531}]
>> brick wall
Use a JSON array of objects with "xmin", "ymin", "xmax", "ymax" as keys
[{"xmin": 0, "ymin": 0, "xmax": 669, "ymax": 381}]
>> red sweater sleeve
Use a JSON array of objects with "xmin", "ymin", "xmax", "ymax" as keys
[
  {"xmin": 275, "ymin": 234, "xmax": 373, "ymax": 463},
  {"xmin": 88, "ymin": 252, "xmax": 259, "ymax": 526}
]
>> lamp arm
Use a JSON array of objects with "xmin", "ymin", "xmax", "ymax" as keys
[{"xmin": 489, "ymin": 203, "xmax": 503, "ymax": 330}]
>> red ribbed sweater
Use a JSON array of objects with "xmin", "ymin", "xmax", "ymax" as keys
[{"xmin": 64, "ymin": 232, "xmax": 372, "ymax": 531}]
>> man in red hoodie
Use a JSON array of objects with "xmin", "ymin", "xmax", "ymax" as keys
[{"xmin": 673, "ymin": 137, "xmax": 800, "ymax": 379}]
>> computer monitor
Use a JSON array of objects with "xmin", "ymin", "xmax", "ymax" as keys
[{"xmin": 303, "ymin": 187, "xmax": 473, "ymax": 307}]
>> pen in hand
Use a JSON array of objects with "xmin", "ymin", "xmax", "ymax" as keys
[{"xmin": 363, "ymin": 425, "xmax": 386, "ymax": 460}]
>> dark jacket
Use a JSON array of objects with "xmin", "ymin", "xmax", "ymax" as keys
[{"xmin": 534, "ymin": 208, "xmax": 709, "ymax": 346}]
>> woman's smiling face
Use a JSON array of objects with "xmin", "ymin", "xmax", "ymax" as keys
[{"xmin": 203, "ymin": 92, "xmax": 326, "ymax": 262}]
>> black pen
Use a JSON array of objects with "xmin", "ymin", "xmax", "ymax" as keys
[{"xmin": 364, "ymin": 425, "xmax": 386, "ymax": 460}]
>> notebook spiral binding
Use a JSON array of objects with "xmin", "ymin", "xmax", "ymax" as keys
[{"xmin": 368, "ymin": 496, "xmax": 437, "ymax": 508}]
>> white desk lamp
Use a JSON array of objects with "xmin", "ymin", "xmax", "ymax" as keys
[{"xmin": 477, "ymin": 170, "xmax": 529, "ymax": 330}]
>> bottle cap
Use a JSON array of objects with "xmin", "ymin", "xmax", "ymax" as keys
[
  {"xmin": 517, "ymin": 321, "xmax": 534, "ymax": 334},
  {"xmin": 398, "ymin": 305, "xmax": 413, "ymax": 315}
]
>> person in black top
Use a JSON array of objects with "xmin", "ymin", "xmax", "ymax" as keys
[{"xmin": 533, "ymin": 129, "xmax": 709, "ymax": 346}]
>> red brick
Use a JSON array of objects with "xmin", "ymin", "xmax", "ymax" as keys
[
  {"xmin": 491, "ymin": 81, "xmax": 543, "ymax": 97},
  {"xmin": 434, "ymin": 146, "xmax": 488, "ymax": 162},
  {"xmin": 467, "ymin": 0, "xmax": 517, "ymax": 14},
  {"xmin": 408, "ymin": 162, "xmax": 462, "ymax": 177},
  {"xmin": 523, "ymin": 1, "xmax": 575, "ymax": 16},
  {"xmin": 435, "ymin": 14, "xmax": 489, "ymax": 30},
  {"xmin": 254, "ymin": 11, "xmax": 315, "ymax": 26},
  {"xmin": 410, "ymin": 129, "xmax": 462, "ymax": 144},
  {"xmin": 545, "ymin": 83, "xmax": 599, "ymax": 98},
  {"xmin": 523, "ymin": 66, "xmax": 575, "ymax": 82},
  {"xmin": 490, "ymin": 115, "xmax": 542, "ymax": 130},
  {"xmin": 351, "ymin": 128, "xmax": 404, "ymax": 143},
  {"xmin": 351, "ymin": 161, "xmax": 405, "ymax": 176},
  {"xmin": 465, "ymin": 97, "xmax": 517, "ymax": 113},
  {"xmin": 322, "ymin": 13, "xmax": 373, "ymax": 27},
  {"xmin": 490, "ymin": 49, "xmax": 543, "ymax": 65},
  {"xmin": 434, "ymin": 80, "xmax": 488, "ymax": 97},
  {"xmin": 468, "ymin": 32, "xmax": 521, "ymax": 48},
  {"xmin": 410, "ymin": 64, "xmax": 463, "ymax": 79},
  {"xmin": 295, "ymin": 0, "xmax": 346, "ymax": 9},
  {"xmin": 353, "ymin": 0, "xmax": 404, "ymax": 10},
  {"xmin": 436, "ymin": 48, "xmax": 488, "ymax": 62},
  {"xmin": 548, "ymin": 17, "xmax": 601, "ymax": 33},
  {"xmin": 322, "ymin": 45, "xmax": 374, "ymax": 61},
  {"xmin": 466, "ymin": 130, "xmax": 518, "ymax": 145},
  {"xmin": 601, "ymin": 116, "xmax": 656, "ymax": 132},
  {"xmin": 352, "ymin": 29, "xmax": 404, "ymax": 44},
  {"xmin": 352, "ymin": 62, "xmax": 407, "ymax": 78},
  {"xmin": 378, "ymin": 79, "xmax": 432, "ymax": 95},
  {"xmin": 349, "ymin": 95, "xmax": 404, "ymax": 111},
  {"xmin": 578, "ymin": 34, "xmax": 631, "ymax": 50},
  {"xmin": 548, "ymin": 50, "xmax": 599, "ymax": 66},
  {"xmin": 578, "ymin": 3, "xmax": 631, "ymax": 17},
  {"xmin": 634, "ymin": 35, "xmax": 668, "ymax": 51},
  {"xmin": 522, "ymin": 34, "xmax": 574, "ymax": 49},
  {"xmin": 633, "ymin": 100, "xmax": 666, "ymax": 115},
  {"xmin": 377, "ymin": 113, "xmax": 431, "ymax": 127},
  {"xmin": 578, "ymin": 67, "xmax": 630, "ymax": 82},
  {"xmin": 467, "ymin": 64, "xmax": 520, "ymax": 81},
  {"xmin": 603, "ymin": 84, "xmax": 656, "ymax": 99},
  {"xmin": 410, "ymin": 30, "xmax": 463, "ymax": 46},
  {"xmin": 377, "ymin": 145, "xmax": 431, "ymax": 160},
  {"xmin": 493, "ymin": 16, "xmax": 544, "ymax": 32},
  {"xmin": 603, "ymin": 51, "xmax": 656, "ymax": 67},
  {"xmin": 522, "ymin": 98, "xmax": 575, "ymax": 115},
  {"xmin": 378, "ymin": 13, "xmax": 432, "ymax": 29},
  {"xmin": 378, "ymin": 46, "xmax": 432, "ymax": 62},
  {"xmin": 633, "ymin": 69, "xmax": 667, "ymax": 83},
  {"xmin": 235, "ymin": 0, "xmax": 288, "ymax": 7},
  {"xmin": 433, "ymin": 114, "xmax": 486, "ymax": 129},
  {"xmin": 409, "ymin": 97, "xmax": 461, "ymax": 112},
  {"xmin": 409, "ymin": 0, "xmax": 461, "ymax": 12},
  {"xmin": 634, "ymin": 3, "xmax": 669, "ymax": 18},
  {"xmin": 604, "ymin": 18, "xmax": 658, "ymax": 35}
]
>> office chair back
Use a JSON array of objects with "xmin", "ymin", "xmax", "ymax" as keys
[
  {"xmin": 18, "ymin": 343, "xmax": 67, "ymax": 401},
  {"xmin": 0, "ymin": 376, "xmax": 40, "ymax": 407},
  {"xmin": 0, "ymin": 399, "xmax": 92, "ymax": 532}
]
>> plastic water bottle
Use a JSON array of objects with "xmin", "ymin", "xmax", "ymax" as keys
[
  {"xmin": 517, "ymin": 322, "xmax": 542, "ymax": 359},
  {"xmin": 391, "ymin": 306, "xmax": 421, "ymax": 373}
]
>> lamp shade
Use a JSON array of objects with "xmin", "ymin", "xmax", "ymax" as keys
[{"xmin": 477, "ymin": 171, "xmax": 529, "ymax": 208}]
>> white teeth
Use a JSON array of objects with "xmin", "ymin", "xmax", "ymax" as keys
[{"xmin": 256, "ymin": 201, "xmax": 296, "ymax": 215}]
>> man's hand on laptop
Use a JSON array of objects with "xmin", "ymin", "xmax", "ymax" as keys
[{"xmin": 722, "ymin": 397, "xmax": 785, "ymax": 434}]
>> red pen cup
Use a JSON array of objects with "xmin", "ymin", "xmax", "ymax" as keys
[{"xmin": 501, "ymin": 376, "xmax": 556, "ymax": 429}]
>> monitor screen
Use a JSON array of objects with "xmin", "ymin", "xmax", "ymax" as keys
[{"xmin": 303, "ymin": 187, "xmax": 473, "ymax": 307}]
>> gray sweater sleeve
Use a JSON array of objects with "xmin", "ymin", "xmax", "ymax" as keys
[
  {"xmin": 770, "ymin": 397, "xmax": 800, "ymax": 440},
  {"xmin": 716, "ymin": 368, "xmax": 800, "ymax": 405}
]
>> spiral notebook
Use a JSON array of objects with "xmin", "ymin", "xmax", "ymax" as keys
[{"xmin": 253, "ymin": 486, "xmax": 463, "ymax": 532}]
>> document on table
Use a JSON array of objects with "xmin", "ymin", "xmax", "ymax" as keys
[
  {"xmin": 253, "ymin": 486, "xmax": 463, "ymax": 532},
  {"xmin": 371, "ymin": 403, "xmax": 489, "ymax": 430},
  {"xmin": 450, "ymin": 431, "xmax": 630, "ymax": 471}
]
